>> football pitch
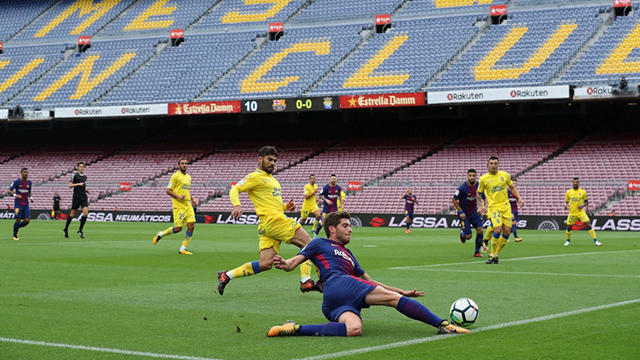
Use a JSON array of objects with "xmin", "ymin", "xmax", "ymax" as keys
[{"xmin": 1, "ymin": 220, "xmax": 639, "ymax": 360}]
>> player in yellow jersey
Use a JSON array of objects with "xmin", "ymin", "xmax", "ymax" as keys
[
  {"xmin": 564, "ymin": 178, "xmax": 601, "ymax": 246},
  {"xmin": 217, "ymin": 146, "xmax": 319, "ymax": 295},
  {"xmin": 337, "ymin": 189, "xmax": 346, "ymax": 212},
  {"xmin": 153, "ymin": 157, "xmax": 198, "ymax": 255},
  {"xmin": 299, "ymin": 174, "xmax": 323, "ymax": 238},
  {"xmin": 477, "ymin": 156, "xmax": 523, "ymax": 264}
]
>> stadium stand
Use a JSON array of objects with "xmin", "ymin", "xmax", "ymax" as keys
[
  {"xmin": 310, "ymin": 16, "xmax": 479, "ymax": 96},
  {"xmin": 98, "ymin": 0, "xmax": 220, "ymax": 37},
  {"xmin": 560, "ymin": 9, "xmax": 640, "ymax": 85},
  {"xmin": 429, "ymin": 6, "xmax": 603, "ymax": 90},
  {"xmin": 6, "ymin": 39, "xmax": 161, "ymax": 109},
  {"xmin": 190, "ymin": 0, "xmax": 308, "ymax": 30},
  {"xmin": 96, "ymin": 32, "xmax": 259, "ymax": 105},
  {"xmin": 398, "ymin": 0, "xmax": 507, "ymax": 16},
  {"xmin": 0, "ymin": 1, "xmax": 57, "ymax": 42},
  {"xmin": 0, "ymin": 44, "xmax": 67, "ymax": 106},
  {"xmin": 199, "ymin": 25, "xmax": 364, "ymax": 100},
  {"xmin": 291, "ymin": 0, "xmax": 406, "ymax": 23}
]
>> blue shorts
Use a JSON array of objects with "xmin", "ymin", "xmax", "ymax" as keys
[
  {"xmin": 404, "ymin": 211, "xmax": 414, "ymax": 219},
  {"xmin": 460, "ymin": 212, "xmax": 483, "ymax": 236},
  {"xmin": 321, "ymin": 275, "xmax": 377, "ymax": 322},
  {"xmin": 15, "ymin": 205, "xmax": 30, "ymax": 219}
]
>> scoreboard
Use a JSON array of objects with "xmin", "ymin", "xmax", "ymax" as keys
[{"xmin": 241, "ymin": 97, "xmax": 337, "ymax": 113}]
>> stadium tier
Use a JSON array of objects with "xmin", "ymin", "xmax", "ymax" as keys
[
  {"xmin": 428, "ymin": 6, "xmax": 604, "ymax": 90},
  {"xmin": 1, "ymin": 1, "xmax": 638, "ymax": 107}
]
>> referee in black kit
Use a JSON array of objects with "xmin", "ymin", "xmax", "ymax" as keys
[{"xmin": 64, "ymin": 161, "xmax": 91, "ymax": 238}]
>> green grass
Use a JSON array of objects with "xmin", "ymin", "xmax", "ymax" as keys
[{"xmin": 1, "ymin": 220, "xmax": 639, "ymax": 360}]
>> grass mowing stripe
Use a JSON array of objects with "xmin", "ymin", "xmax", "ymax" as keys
[
  {"xmin": 401, "ymin": 268, "xmax": 640, "ymax": 278},
  {"xmin": 389, "ymin": 249, "xmax": 640, "ymax": 269},
  {"xmin": 0, "ymin": 337, "xmax": 223, "ymax": 360},
  {"xmin": 296, "ymin": 298, "xmax": 640, "ymax": 360}
]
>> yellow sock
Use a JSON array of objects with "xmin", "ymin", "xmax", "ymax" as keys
[
  {"xmin": 588, "ymin": 229, "xmax": 597, "ymax": 239},
  {"xmin": 300, "ymin": 260, "xmax": 312, "ymax": 281},
  {"xmin": 229, "ymin": 261, "xmax": 260, "ymax": 278},
  {"xmin": 495, "ymin": 235, "xmax": 508, "ymax": 255},
  {"xmin": 566, "ymin": 230, "xmax": 572, "ymax": 240},
  {"xmin": 490, "ymin": 239, "xmax": 498, "ymax": 256},
  {"xmin": 312, "ymin": 219, "xmax": 319, "ymax": 233},
  {"xmin": 485, "ymin": 226, "xmax": 494, "ymax": 241},
  {"xmin": 182, "ymin": 230, "xmax": 192, "ymax": 249},
  {"xmin": 161, "ymin": 227, "xmax": 175, "ymax": 237}
]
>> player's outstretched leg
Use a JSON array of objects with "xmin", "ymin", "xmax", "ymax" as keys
[{"xmin": 267, "ymin": 321, "xmax": 347, "ymax": 337}]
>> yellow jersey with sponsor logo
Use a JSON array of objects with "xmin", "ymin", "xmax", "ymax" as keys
[
  {"xmin": 167, "ymin": 171, "xmax": 192, "ymax": 210},
  {"xmin": 478, "ymin": 171, "xmax": 512, "ymax": 212},
  {"xmin": 565, "ymin": 188, "xmax": 588, "ymax": 215},
  {"xmin": 230, "ymin": 169, "xmax": 287, "ymax": 219},
  {"xmin": 302, "ymin": 183, "xmax": 318, "ymax": 210}
]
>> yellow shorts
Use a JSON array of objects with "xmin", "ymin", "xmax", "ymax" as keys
[
  {"xmin": 173, "ymin": 206, "xmax": 196, "ymax": 227},
  {"xmin": 488, "ymin": 208, "xmax": 512, "ymax": 228},
  {"xmin": 300, "ymin": 205, "xmax": 319, "ymax": 220},
  {"xmin": 567, "ymin": 212, "xmax": 590, "ymax": 226},
  {"xmin": 258, "ymin": 213, "xmax": 301, "ymax": 253}
]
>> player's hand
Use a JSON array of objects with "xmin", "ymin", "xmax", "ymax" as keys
[
  {"xmin": 179, "ymin": 195, "xmax": 186, "ymax": 201},
  {"xmin": 192, "ymin": 199, "xmax": 198, "ymax": 206},
  {"xmin": 79, "ymin": 182, "xmax": 85, "ymax": 186},
  {"xmin": 478, "ymin": 207, "xmax": 485, "ymax": 215},
  {"xmin": 459, "ymin": 213, "xmax": 467, "ymax": 220},
  {"xmin": 29, "ymin": 197, "xmax": 34, "ymax": 203},
  {"xmin": 273, "ymin": 255, "xmax": 291, "ymax": 271},
  {"xmin": 519, "ymin": 199, "xmax": 524, "ymax": 208},
  {"xmin": 231, "ymin": 205, "xmax": 243, "ymax": 220},
  {"xmin": 564, "ymin": 204, "xmax": 568, "ymax": 210},
  {"xmin": 402, "ymin": 288, "xmax": 425, "ymax": 297},
  {"xmin": 15, "ymin": 194, "xmax": 22, "ymax": 199},
  {"xmin": 325, "ymin": 200, "xmax": 333, "ymax": 206},
  {"xmin": 577, "ymin": 205, "xmax": 583, "ymax": 210},
  {"xmin": 285, "ymin": 199, "xmax": 295, "ymax": 211}
]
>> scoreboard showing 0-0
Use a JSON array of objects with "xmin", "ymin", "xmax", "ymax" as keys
[{"xmin": 241, "ymin": 97, "xmax": 337, "ymax": 113}]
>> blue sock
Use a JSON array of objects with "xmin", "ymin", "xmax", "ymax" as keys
[
  {"xmin": 474, "ymin": 233, "xmax": 483, "ymax": 253},
  {"xmin": 298, "ymin": 322, "xmax": 347, "ymax": 336},
  {"xmin": 512, "ymin": 226, "xmax": 518, "ymax": 238},
  {"xmin": 396, "ymin": 296, "xmax": 443, "ymax": 327},
  {"xmin": 13, "ymin": 222, "xmax": 20, "ymax": 236},
  {"xmin": 315, "ymin": 223, "xmax": 323, "ymax": 235},
  {"xmin": 19, "ymin": 221, "xmax": 28, "ymax": 228},
  {"xmin": 406, "ymin": 222, "xmax": 411, "ymax": 230},
  {"xmin": 251, "ymin": 260, "xmax": 262, "ymax": 274}
]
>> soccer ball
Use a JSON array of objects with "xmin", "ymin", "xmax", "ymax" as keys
[{"xmin": 450, "ymin": 298, "xmax": 478, "ymax": 326}]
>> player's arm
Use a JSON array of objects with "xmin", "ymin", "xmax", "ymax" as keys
[
  {"xmin": 412, "ymin": 196, "xmax": 418, "ymax": 205},
  {"xmin": 273, "ymin": 254, "xmax": 307, "ymax": 272},
  {"xmin": 476, "ymin": 187, "xmax": 485, "ymax": 215},
  {"xmin": 229, "ymin": 175, "xmax": 258, "ymax": 220},
  {"xmin": 304, "ymin": 186, "xmax": 316, "ymax": 199},
  {"xmin": 578, "ymin": 193, "xmax": 588, "ymax": 210},
  {"xmin": 320, "ymin": 186, "xmax": 332, "ymax": 205},
  {"xmin": 360, "ymin": 272, "xmax": 424, "ymax": 298},
  {"xmin": 508, "ymin": 183, "xmax": 524, "ymax": 207},
  {"xmin": 7, "ymin": 182, "xmax": 21, "ymax": 199},
  {"xmin": 283, "ymin": 199, "xmax": 295, "ymax": 212},
  {"xmin": 28, "ymin": 183, "xmax": 34, "ymax": 203},
  {"xmin": 452, "ymin": 196, "xmax": 466, "ymax": 219}
]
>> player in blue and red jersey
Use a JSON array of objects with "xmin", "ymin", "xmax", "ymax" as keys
[
  {"xmin": 316, "ymin": 174, "xmax": 343, "ymax": 237},
  {"xmin": 508, "ymin": 179, "xmax": 523, "ymax": 242},
  {"xmin": 400, "ymin": 189, "xmax": 419, "ymax": 234},
  {"xmin": 267, "ymin": 211, "xmax": 468, "ymax": 337},
  {"xmin": 8, "ymin": 168, "xmax": 34, "ymax": 241},
  {"xmin": 452, "ymin": 169, "xmax": 486, "ymax": 257}
]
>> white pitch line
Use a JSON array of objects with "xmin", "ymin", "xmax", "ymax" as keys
[
  {"xmin": 296, "ymin": 298, "xmax": 640, "ymax": 360},
  {"xmin": 0, "ymin": 337, "xmax": 223, "ymax": 360},
  {"xmin": 2, "ymin": 240, "xmax": 149, "ymax": 246},
  {"xmin": 400, "ymin": 268, "xmax": 640, "ymax": 278},
  {"xmin": 389, "ymin": 249, "xmax": 640, "ymax": 270}
]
